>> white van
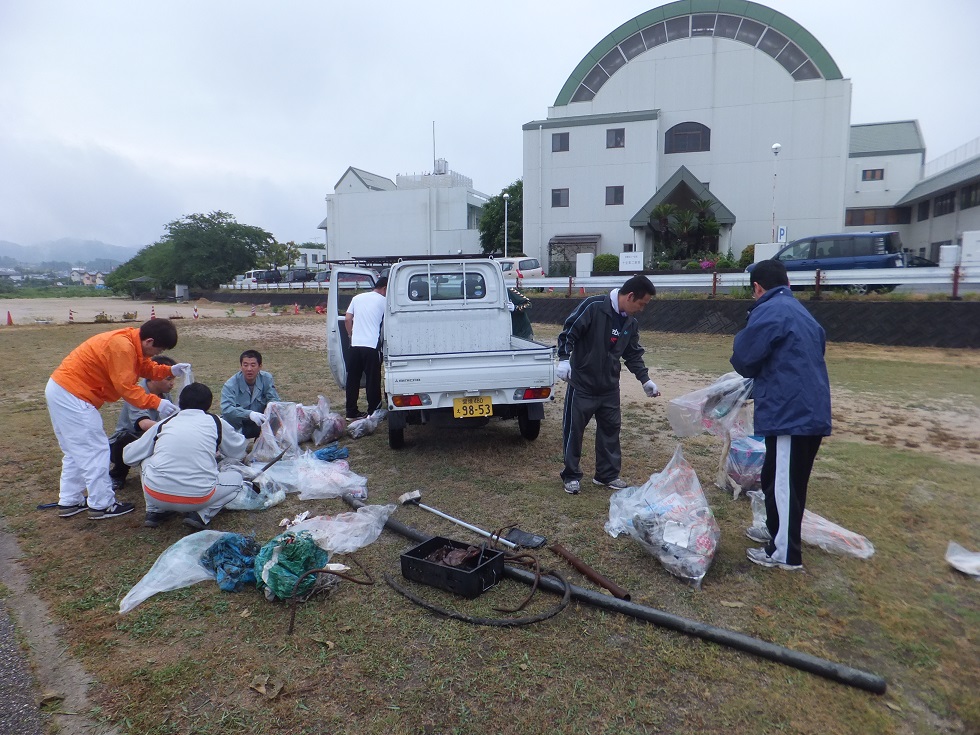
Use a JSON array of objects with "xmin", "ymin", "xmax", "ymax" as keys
[{"xmin": 495, "ymin": 257, "xmax": 545, "ymax": 280}]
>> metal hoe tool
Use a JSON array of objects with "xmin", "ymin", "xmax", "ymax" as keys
[
  {"xmin": 398, "ymin": 490, "xmax": 546, "ymax": 549},
  {"xmin": 248, "ymin": 447, "xmax": 288, "ymax": 492}
]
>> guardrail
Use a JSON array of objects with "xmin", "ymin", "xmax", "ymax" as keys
[{"xmin": 219, "ymin": 266, "xmax": 977, "ymax": 296}]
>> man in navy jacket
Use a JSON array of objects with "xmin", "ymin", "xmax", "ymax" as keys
[{"xmin": 731, "ymin": 259, "xmax": 831, "ymax": 571}]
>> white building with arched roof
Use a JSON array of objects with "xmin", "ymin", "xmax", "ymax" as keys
[{"xmin": 522, "ymin": 0, "xmax": 852, "ymax": 274}]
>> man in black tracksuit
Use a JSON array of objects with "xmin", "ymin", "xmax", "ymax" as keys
[{"xmin": 556, "ymin": 275, "xmax": 660, "ymax": 495}]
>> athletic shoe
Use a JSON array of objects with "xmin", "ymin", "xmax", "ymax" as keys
[
  {"xmin": 143, "ymin": 511, "xmax": 176, "ymax": 528},
  {"xmin": 88, "ymin": 502, "xmax": 135, "ymax": 520},
  {"xmin": 182, "ymin": 512, "xmax": 206, "ymax": 531},
  {"xmin": 593, "ymin": 478, "xmax": 629, "ymax": 490},
  {"xmin": 346, "ymin": 412, "xmax": 368, "ymax": 420},
  {"xmin": 745, "ymin": 526, "xmax": 772, "ymax": 543},
  {"xmin": 563, "ymin": 479, "xmax": 581, "ymax": 495},
  {"xmin": 746, "ymin": 547, "xmax": 803, "ymax": 571},
  {"xmin": 56, "ymin": 502, "xmax": 89, "ymax": 518}
]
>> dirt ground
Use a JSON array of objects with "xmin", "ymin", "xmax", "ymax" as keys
[{"xmin": 0, "ymin": 296, "xmax": 270, "ymax": 324}]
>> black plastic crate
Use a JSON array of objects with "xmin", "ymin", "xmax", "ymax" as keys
[{"xmin": 400, "ymin": 536, "xmax": 504, "ymax": 599}]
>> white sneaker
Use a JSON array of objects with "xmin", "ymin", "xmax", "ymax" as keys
[
  {"xmin": 563, "ymin": 479, "xmax": 581, "ymax": 495},
  {"xmin": 745, "ymin": 526, "xmax": 772, "ymax": 543},
  {"xmin": 746, "ymin": 547, "xmax": 802, "ymax": 571}
]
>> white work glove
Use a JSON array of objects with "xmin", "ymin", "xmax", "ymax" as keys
[
  {"xmin": 157, "ymin": 399, "xmax": 178, "ymax": 418},
  {"xmin": 507, "ymin": 301, "xmax": 516, "ymax": 312},
  {"xmin": 249, "ymin": 411, "xmax": 268, "ymax": 426},
  {"xmin": 171, "ymin": 363, "xmax": 192, "ymax": 377},
  {"xmin": 556, "ymin": 360, "xmax": 571, "ymax": 382},
  {"xmin": 643, "ymin": 380, "xmax": 660, "ymax": 398}
]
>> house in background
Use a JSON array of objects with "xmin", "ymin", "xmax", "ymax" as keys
[{"xmin": 318, "ymin": 160, "xmax": 489, "ymax": 263}]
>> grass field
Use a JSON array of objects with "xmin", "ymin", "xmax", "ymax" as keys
[{"xmin": 0, "ymin": 315, "xmax": 977, "ymax": 735}]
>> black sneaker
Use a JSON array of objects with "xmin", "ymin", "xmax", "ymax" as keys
[
  {"xmin": 88, "ymin": 502, "xmax": 135, "ymax": 520},
  {"xmin": 182, "ymin": 512, "xmax": 206, "ymax": 531},
  {"xmin": 346, "ymin": 411, "xmax": 368, "ymax": 420},
  {"xmin": 143, "ymin": 511, "xmax": 176, "ymax": 528},
  {"xmin": 56, "ymin": 501, "xmax": 89, "ymax": 518}
]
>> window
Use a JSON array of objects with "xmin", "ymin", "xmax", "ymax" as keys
[
  {"xmin": 844, "ymin": 207, "xmax": 911, "ymax": 226},
  {"xmin": 934, "ymin": 192, "xmax": 956, "ymax": 217},
  {"xmin": 407, "ymin": 273, "xmax": 487, "ymax": 301},
  {"xmin": 552, "ymin": 188, "xmax": 569, "ymax": 207},
  {"xmin": 961, "ymin": 182, "xmax": 980, "ymax": 210},
  {"xmin": 917, "ymin": 201, "xmax": 930, "ymax": 222},
  {"xmin": 606, "ymin": 128, "xmax": 625, "ymax": 148},
  {"xmin": 623, "ymin": 243, "xmax": 636, "ymax": 252},
  {"xmin": 552, "ymin": 132, "xmax": 569, "ymax": 152},
  {"xmin": 605, "ymin": 186, "xmax": 624, "ymax": 205},
  {"xmin": 861, "ymin": 169, "xmax": 884, "ymax": 181},
  {"xmin": 665, "ymin": 122, "xmax": 711, "ymax": 153}
]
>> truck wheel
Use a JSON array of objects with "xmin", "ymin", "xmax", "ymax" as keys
[
  {"xmin": 518, "ymin": 412, "xmax": 541, "ymax": 440},
  {"xmin": 388, "ymin": 426, "xmax": 405, "ymax": 449}
]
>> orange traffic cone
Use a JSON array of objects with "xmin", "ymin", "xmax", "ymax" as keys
[
  {"xmin": 293, "ymin": 303, "xmax": 299, "ymax": 315},
  {"xmin": 250, "ymin": 305, "xmax": 256, "ymax": 317},
  {"xmin": 150, "ymin": 306, "xmax": 156, "ymax": 319},
  {"xmin": 68, "ymin": 309, "xmax": 74, "ymax": 324},
  {"xmin": 6, "ymin": 311, "xmax": 12, "ymax": 326},
  {"xmin": 193, "ymin": 306, "xmax": 199, "ymax": 320}
]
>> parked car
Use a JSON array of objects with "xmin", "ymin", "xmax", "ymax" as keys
[
  {"xmin": 314, "ymin": 270, "xmax": 330, "ymax": 283},
  {"xmin": 283, "ymin": 268, "xmax": 311, "ymax": 283},
  {"xmin": 747, "ymin": 232, "xmax": 905, "ymax": 294},
  {"xmin": 906, "ymin": 255, "xmax": 939, "ymax": 267},
  {"xmin": 495, "ymin": 257, "xmax": 545, "ymax": 279}
]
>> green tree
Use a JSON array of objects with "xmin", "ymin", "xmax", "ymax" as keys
[
  {"xmin": 263, "ymin": 241, "xmax": 302, "ymax": 271},
  {"xmin": 479, "ymin": 180, "xmax": 523, "ymax": 255},
  {"xmin": 673, "ymin": 209, "xmax": 698, "ymax": 260},
  {"xmin": 592, "ymin": 253, "xmax": 620, "ymax": 272},
  {"xmin": 651, "ymin": 203, "xmax": 677, "ymax": 257}
]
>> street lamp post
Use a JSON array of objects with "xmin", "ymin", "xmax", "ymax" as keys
[
  {"xmin": 502, "ymin": 192, "xmax": 510, "ymax": 258},
  {"xmin": 771, "ymin": 143, "xmax": 781, "ymax": 243}
]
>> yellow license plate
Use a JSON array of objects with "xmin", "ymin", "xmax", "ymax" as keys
[{"xmin": 453, "ymin": 395, "xmax": 493, "ymax": 418}]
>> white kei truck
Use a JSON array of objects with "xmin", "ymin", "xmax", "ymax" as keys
[{"xmin": 326, "ymin": 258, "xmax": 556, "ymax": 449}]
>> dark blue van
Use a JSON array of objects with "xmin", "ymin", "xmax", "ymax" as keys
[{"xmin": 748, "ymin": 231, "xmax": 905, "ymax": 293}]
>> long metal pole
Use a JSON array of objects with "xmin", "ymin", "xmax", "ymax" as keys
[
  {"xmin": 504, "ymin": 196, "xmax": 509, "ymax": 258},
  {"xmin": 344, "ymin": 495, "xmax": 887, "ymax": 694}
]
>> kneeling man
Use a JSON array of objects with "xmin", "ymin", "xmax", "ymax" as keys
[{"xmin": 124, "ymin": 383, "xmax": 247, "ymax": 530}]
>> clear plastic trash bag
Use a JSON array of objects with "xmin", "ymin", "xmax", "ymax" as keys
[
  {"xmin": 119, "ymin": 530, "xmax": 234, "ymax": 613},
  {"xmin": 281, "ymin": 503, "xmax": 396, "ymax": 554},
  {"xmin": 347, "ymin": 408, "xmax": 387, "ymax": 439},
  {"xmin": 668, "ymin": 372, "xmax": 754, "ymax": 438},
  {"xmin": 247, "ymin": 402, "xmax": 301, "ymax": 463},
  {"xmin": 259, "ymin": 451, "xmax": 368, "ymax": 500},
  {"xmin": 606, "ymin": 445, "xmax": 720, "ymax": 589},
  {"xmin": 747, "ymin": 490, "xmax": 875, "ymax": 559},
  {"xmin": 945, "ymin": 541, "xmax": 980, "ymax": 578}
]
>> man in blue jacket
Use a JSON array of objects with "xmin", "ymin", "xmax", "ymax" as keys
[
  {"xmin": 731, "ymin": 260, "xmax": 831, "ymax": 571},
  {"xmin": 220, "ymin": 349, "xmax": 280, "ymax": 438},
  {"xmin": 556, "ymin": 275, "xmax": 660, "ymax": 495}
]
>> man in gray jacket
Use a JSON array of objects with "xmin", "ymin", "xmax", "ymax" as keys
[
  {"xmin": 556, "ymin": 275, "xmax": 660, "ymax": 495},
  {"xmin": 731, "ymin": 259, "xmax": 832, "ymax": 571},
  {"xmin": 220, "ymin": 349, "xmax": 280, "ymax": 438}
]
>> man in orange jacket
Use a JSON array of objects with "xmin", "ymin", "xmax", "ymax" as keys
[{"xmin": 43, "ymin": 319, "xmax": 191, "ymax": 520}]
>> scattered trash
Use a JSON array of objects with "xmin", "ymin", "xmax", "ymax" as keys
[
  {"xmin": 255, "ymin": 530, "xmax": 331, "ymax": 601},
  {"xmin": 606, "ymin": 445, "xmax": 720, "ymax": 589},
  {"xmin": 945, "ymin": 541, "xmax": 980, "ymax": 578},
  {"xmin": 281, "ymin": 504, "xmax": 396, "ymax": 554},
  {"xmin": 312, "ymin": 442, "xmax": 349, "ymax": 462},
  {"xmin": 200, "ymin": 534, "xmax": 260, "ymax": 592},
  {"xmin": 721, "ymin": 433, "xmax": 765, "ymax": 499},
  {"xmin": 668, "ymin": 372, "xmax": 754, "ymax": 437},
  {"xmin": 747, "ymin": 490, "xmax": 875, "ymax": 559}
]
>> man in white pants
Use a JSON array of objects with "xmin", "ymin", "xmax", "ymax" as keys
[
  {"xmin": 44, "ymin": 318, "xmax": 190, "ymax": 520},
  {"xmin": 124, "ymin": 382, "xmax": 247, "ymax": 530}
]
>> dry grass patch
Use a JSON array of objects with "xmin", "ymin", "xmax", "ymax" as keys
[{"xmin": 0, "ymin": 317, "xmax": 977, "ymax": 735}]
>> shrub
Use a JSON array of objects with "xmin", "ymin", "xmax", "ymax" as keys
[
  {"xmin": 656, "ymin": 261, "xmax": 671, "ymax": 270},
  {"xmin": 737, "ymin": 244, "xmax": 756, "ymax": 269},
  {"xmin": 684, "ymin": 261, "xmax": 700, "ymax": 270},
  {"xmin": 592, "ymin": 254, "xmax": 620, "ymax": 272}
]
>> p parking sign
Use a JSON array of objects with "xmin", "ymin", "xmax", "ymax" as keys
[{"xmin": 777, "ymin": 226, "xmax": 787, "ymax": 243}]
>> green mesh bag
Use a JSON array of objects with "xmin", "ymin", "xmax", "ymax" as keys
[{"xmin": 254, "ymin": 530, "xmax": 330, "ymax": 600}]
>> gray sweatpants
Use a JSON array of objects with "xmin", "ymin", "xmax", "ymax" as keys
[
  {"xmin": 142, "ymin": 469, "xmax": 244, "ymax": 524},
  {"xmin": 561, "ymin": 385, "xmax": 621, "ymax": 484}
]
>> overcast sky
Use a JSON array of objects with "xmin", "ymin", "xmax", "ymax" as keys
[{"xmin": 1, "ymin": 0, "xmax": 976, "ymax": 248}]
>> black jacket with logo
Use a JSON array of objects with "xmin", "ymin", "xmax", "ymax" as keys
[{"xmin": 556, "ymin": 292, "xmax": 649, "ymax": 395}]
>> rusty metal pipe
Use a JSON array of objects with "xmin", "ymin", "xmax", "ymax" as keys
[{"xmin": 549, "ymin": 543, "xmax": 630, "ymax": 601}]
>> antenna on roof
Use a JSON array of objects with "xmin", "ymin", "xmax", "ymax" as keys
[{"xmin": 432, "ymin": 120, "xmax": 436, "ymax": 170}]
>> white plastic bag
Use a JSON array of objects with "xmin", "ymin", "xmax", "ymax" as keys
[
  {"xmin": 747, "ymin": 490, "xmax": 875, "ymax": 559},
  {"xmin": 119, "ymin": 531, "xmax": 233, "ymax": 613},
  {"xmin": 347, "ymin": 408, "xmax": 387, "ymax": 439},
  {"xmin": 945, "ymin": 541, "xmax": 980, "ymax": 578},
  {"xmin": 668, "ymin": 372, "xmax": 753, "ymax": 438},
  {"xmin": 260, "ymin": 451, "xmax": 368, "ymax": 500},
  {"xmin": 247, "ymin": 402, "xmax": 301, "ymax": 462},
  {"xmin": 281, "ymin": 504, "xmax": 396, "ymax": 554},
  {"xmin": 606, "ymin": 445, "xmax": 720, "ymax": 589},
  {"xmin": 223, "ymin": 477, "xmax": 287, "ymax": 511}
]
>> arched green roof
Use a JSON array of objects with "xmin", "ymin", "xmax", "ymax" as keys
[{"xmin": 556, "ymin": 0, "xmax": 842, "ymax": 106}]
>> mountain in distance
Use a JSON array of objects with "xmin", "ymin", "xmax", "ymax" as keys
[{"xmin": 0, "ymin": 238, "xmax": 141, "ymax": 267}]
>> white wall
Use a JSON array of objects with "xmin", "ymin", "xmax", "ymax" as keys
[{"xmin": 844, "ymin": 153, "xmax": 923, "ymax": 209}]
